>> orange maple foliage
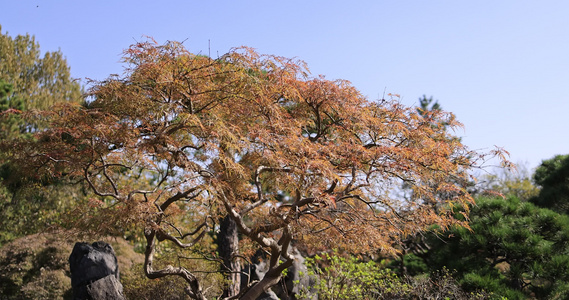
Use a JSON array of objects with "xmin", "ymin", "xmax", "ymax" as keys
[{"xmin": 5, "ymin": 40, "xmax": 506, "ymax": 299}]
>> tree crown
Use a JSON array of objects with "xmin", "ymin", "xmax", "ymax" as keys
[{"xmin": 4, "ymin": 39, "xmax": 508, "ymax": 299}]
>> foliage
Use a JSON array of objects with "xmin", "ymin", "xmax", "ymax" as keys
[
  {"xmin": 0, "ymin": 79, "xmax": 25, "ymax": 140},
  {"xmin": 0, "ymin": 236, "xmax": 72, "ymax": 300},
  {"xmin": 299, "ymin": 253, "xmax": 488, "ymax": 300},
  {"xmin": 0, "ymin": 26, "xmax": 85, "ymax": 246},
  {"xmin": 0, "ymin": 183, "xmax": 89, "ymax": 246},
  {"xmin": 395, "ymin": 253, "xmax": 429, "ymax": 276},
  {"xmin": 122, "ymin": 267, "xmax": 190, "ymax": 300},
  {"xmin": 424, "ymin": 196, "xmax": 569, "ymax": 299},
  {"xmin": 408, "ymin": 268, "xmax": 490, "ymax": 300},
  {"xmin": 5, "ymin": 39, "xmax": 504, "ymax": 299},
  {"xmin": 476, "ymin": 162, "xmax": 539, "ymax": 201},
  {"xmin": 298, "ymin": 252, "xmax": 411, "ymax": 299},
  {"xmin": 0, "ymin": 25, "xmax": 82, "ymax": 111},
  {"xmin": 531, "ymin": 154, "xmax": 569, "ymax": 213}
]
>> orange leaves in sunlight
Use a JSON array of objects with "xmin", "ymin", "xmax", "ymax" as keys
[
  {"xmin": 8, "ymin": 38, "xmax": 501, "ymax": 261},
  {"xmin": 1, "ymin": 38, "xmax": 519, "ymax": 298}
]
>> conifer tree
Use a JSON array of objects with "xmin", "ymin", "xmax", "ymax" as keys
[
  {"xmin": 0, "ymin": 26, "xmax": 83, "ymax": 245},
  {"xmin": 531, "ymin": 154, "xmax": 569, "ymax": 213},
  {"xmin": 423, "ymin": 196, "xmax": 569, "ymax": 299}
]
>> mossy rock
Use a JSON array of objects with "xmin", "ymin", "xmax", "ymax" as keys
[{"xmin": 0, "ymin": 232, "xmax": 143, "ymax": 300}]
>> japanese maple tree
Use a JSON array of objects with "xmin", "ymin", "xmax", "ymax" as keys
[{"xmin": 6, "ymin": 40, "xmax": 505, "ymax": 299}]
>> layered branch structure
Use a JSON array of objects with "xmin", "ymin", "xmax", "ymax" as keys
[{"xmin": 6, "ymin": 40, "xmax": 506, "ymax": 299}]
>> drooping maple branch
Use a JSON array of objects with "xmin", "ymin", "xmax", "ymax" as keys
[
  {"xmin": 83, "ymin": 163, "xmax": 120, "ymax": 200},
  {"xmin": 99, "ymin": 160, "xmax": 119, "ymax": 196},
  {"xmin": 155, "ymin": 222, "xmax": 209, "ymax": 249},
  {"xmin": 163, "ymin": 215, "xmax": 213, "ymax": 242},
  {"xmin": 159, "ymin": 186, "xmax": 202, "ymax": 212}
]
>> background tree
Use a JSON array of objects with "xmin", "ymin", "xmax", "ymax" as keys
[
  {"xmin": 0, "ymin": 79, "xmax": 25, "ymax": 140},
  {"xmin": 392, "ymin": 156, "xmax": 569, "ymax": 299},
  {"xmin": 416, "ymin": 95, "xmax": 441, "ymax": 116},
  {"xmin": 475, "ymin": 162, "xmax": 539, "ymax": 201},
  {"xmin": 418, "ymin": 196, "xmax": 569, "ymax": 299},
  {"xmin": 0, "ymin": 25, "xmax": 81, "ymax": 111},
  {"xmin": 0, "ymin": 26, "xmax": 83, "ymax": 245},
  {"xmin": 531, "ymin": 154, "xmax": 569, "ymax": 213},
  {"xmin": 6, "ymin": 39, "xmax": 504, "ymax": 299}
]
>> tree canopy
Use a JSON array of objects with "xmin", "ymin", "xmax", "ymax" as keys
[
  {"xmin": 531, "ymin": 154, "xmax": 569, "ymax": 213},
  {"xmin": 0, "ymin": 25, "xmax": 81, "ymax": 111},
  {"xmin": 4, "ymin": 39, "xmax": 505, "ymax": 299}
]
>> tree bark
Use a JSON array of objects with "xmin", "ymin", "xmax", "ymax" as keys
[
  {"xmin": 218, "ymin": 215, "xmax": 241, "ymax": 298},
  {"xmin": 239, "ymin": 261, "xmax": 291, "ymax": 300}
]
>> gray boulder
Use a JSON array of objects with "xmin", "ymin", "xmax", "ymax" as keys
[{"xmin": 69, "ymin": 241, "xmax": 125, "ymax": 300}]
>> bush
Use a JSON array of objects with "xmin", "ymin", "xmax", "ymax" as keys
[
  {"xmin": 298, "ymin": 252, "xmax": 491, "ymax": 300},
  {"xmin": 297, "ymin": 252, "xmax": 411, "ymax": 299}
]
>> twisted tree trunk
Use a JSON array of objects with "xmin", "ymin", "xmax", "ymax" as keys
[{"xmin": 218, "ymin": 215, "xmax": 241, "ymax": 298}]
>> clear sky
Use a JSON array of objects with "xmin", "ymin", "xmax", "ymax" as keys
[{"xmin": 2, "ymin": 1, "xmax": 568, "ymax": 171}]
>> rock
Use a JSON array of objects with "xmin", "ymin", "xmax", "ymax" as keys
[
  {"xmin": 69, "ymin": 241, "xmax": 125, "ymax": 300},
  {"xmin": 0, "ymin": 233, "xmax": 142, "ymax": 299}
]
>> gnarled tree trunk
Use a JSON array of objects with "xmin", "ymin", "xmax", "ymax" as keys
[{"xmin": 218, "ymin": 215, "xmax": 241, "ymax": 298}]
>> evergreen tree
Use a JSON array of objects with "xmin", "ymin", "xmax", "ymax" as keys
[
  {"xmin": 424, "ymin": 196, "xmax": 569, "ymax": 299},
  {"xmin": 417, "ymin": 94, "xmax": 441, "ymax": 115},
  {"xmin": 0, "ymin": 26, "xmax": 84, "ymax": 245},
  {"xmin": 531, "ymin": 154, "xmax": 569, "ymax": 213},
  {"xmin": 0, "ymin": 25, "xmax": 82, "ymax": 111},
  {"xmin": 0, "ymin": 79, "xmax": 24, "ymax": 140}
]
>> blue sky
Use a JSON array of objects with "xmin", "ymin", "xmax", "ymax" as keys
[{"xmin": 2, "ymin": 1, "xmax": 568, "ymax": 171}]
